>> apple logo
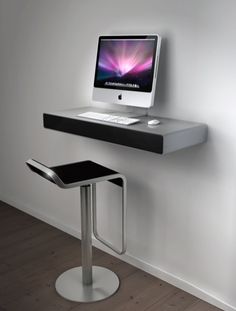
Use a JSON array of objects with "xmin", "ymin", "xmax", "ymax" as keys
[{"xmin": 118, "ymin": 94, "xmax": 122, "ymax": 100}]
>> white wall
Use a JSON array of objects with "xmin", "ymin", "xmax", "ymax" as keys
[{"xmin": 1, "ymin": 0, "xmax": 236, "ymax": 310}]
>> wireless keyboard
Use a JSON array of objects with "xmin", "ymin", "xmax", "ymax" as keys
[{"xmin": 77, "ymin": 111, "xmax": 140, "ymax": 126}]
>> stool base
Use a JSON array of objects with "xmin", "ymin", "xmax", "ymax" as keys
[{"xmin": 55, "ymin": 266, "xmax": 120, "ymax": 302}]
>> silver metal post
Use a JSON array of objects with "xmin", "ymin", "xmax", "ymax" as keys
[
  {"xmin": 55, "ymin": 183, "xmax": 120, "ymax": 302},
  {"xmin": 80, "ymin": 185, "xmax": 92, "ymax": 285}
]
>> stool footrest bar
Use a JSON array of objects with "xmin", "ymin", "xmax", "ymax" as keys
[{"xmin": 92, "ymin": 176, "xmax": 127, "ymax": 255}]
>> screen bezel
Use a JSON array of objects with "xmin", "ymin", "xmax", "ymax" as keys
[{"xmin": 93, "ymin": 35, "xmax": 158, "ymax": 93}]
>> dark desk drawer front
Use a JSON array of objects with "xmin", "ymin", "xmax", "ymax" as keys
[{"xmin": 44, "ymin": 114, "xmax": 163, "ymax": 154}]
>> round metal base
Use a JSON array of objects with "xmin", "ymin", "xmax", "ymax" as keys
[{"xmin": 55, "ymin": 266, "xmax": 120, "ymax": 302}]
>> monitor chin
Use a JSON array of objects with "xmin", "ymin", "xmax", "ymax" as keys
[{"xmin": 92, "ymin": 87, "xmax": 155, "ymax": 109}]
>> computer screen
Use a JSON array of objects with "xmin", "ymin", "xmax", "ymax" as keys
[{"xmin": 93, "ymin": 35, "xmax": 161, "ymax": 108}]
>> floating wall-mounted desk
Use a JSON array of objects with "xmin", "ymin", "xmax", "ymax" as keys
[{"xmin": 43, "ymin": 107, "xmax": 207, "ymax": 155}]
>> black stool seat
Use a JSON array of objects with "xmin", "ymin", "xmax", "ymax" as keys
[
  {"xmin": 52, "ymin": 160, "xmax": 118, "ymax": 184},
  {"xmin": 26, "ymin": 159, "xmax": 123, "ymax": 188}
]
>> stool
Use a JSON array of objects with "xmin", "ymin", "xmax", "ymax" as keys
[{"xmin": 26, "ymin": 159, "xmax": 127, "ymax": 302}]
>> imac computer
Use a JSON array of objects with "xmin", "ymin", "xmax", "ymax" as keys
[{"xmin": 92, "ymin": 35, "xmax": 161, "ymax": 108}]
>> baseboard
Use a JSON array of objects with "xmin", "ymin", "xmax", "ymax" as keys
[{"xmin": 0, "ymin": 193, "xmax": 235, "ymax": 311}]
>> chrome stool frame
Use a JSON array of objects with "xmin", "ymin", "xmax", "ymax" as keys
[{"xmin": 26, "ymin": 159, "xmax": 127, "ymax": 303}]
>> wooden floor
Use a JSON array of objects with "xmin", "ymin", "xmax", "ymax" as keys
[{"xmin": 0, "ymin": 201, "xmax": 222, "ymax": 311}]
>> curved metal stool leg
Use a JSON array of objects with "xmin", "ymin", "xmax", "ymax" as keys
[{"xmin": 55, "ymin": 185, "xmax": 120, "ymax": 302}]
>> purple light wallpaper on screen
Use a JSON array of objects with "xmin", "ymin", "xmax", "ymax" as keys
[{"xmin": 95, "ymin": 39, "xmax": 156, "ymax": 92}]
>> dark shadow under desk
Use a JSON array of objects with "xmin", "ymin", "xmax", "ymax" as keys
[{"xmin": 43, "ymin": 106, "xmax": 207, "ymax": 155}]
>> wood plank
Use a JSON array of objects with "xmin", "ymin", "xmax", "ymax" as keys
[
  {"xmin": 145, "ymin": 290, "xmax": 198, "ymax": 311},
  {"xmin": 185, "ymin": 300, "xmax": 222, "ymax": 311},
  {"xmin": 112, "ymin": 278, "xmax": 178, "ymax": 311}
]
